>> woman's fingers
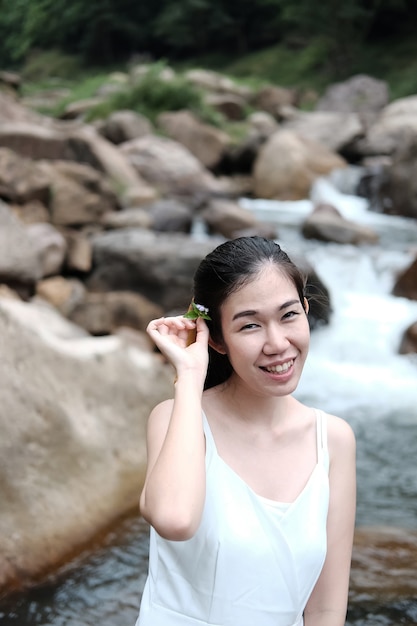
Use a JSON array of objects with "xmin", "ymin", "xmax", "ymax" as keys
[{"xmin": 146, "ymin": 316, "xmax": 199, "ymax": 349}]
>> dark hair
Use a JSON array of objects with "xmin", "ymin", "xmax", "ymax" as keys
[{"xmin": 192, "ymin": 236, "xmax": 307, "ymax": 390}]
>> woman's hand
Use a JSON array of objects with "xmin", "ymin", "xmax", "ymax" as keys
[{"xmin": 146, "ymin": 315, "xmax": 209, "ymax": 379}]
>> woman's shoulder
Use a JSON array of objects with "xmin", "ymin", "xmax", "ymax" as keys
[
  {"xmin": 322, "ymin": 410, "xmax": 356, "ymax": 455},
  {"xmin": 146, "ymin": 398, "xmax": 174, "ymax": 432}
]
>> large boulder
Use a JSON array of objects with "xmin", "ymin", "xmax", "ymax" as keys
[
  {"xmin": 353, "ymin": 95, "xmax": 417, "ymax": 157},
  {"xmin": 316, "ymin": 74, "xmax": 389, "ymax": 115},
  {"xmin": 0, "ymin": 122, "xmax": 155, "ymax": 200},
  {"xmin": 67, "ymin": 290, "xmax": 164, "ymax": 336},
  {"xmin": 0, "ymin": 297, "xmax": 173, "ymax": 592},
  {"xmin": 281, "ymin": 110, "xmax": 364, "ymax": 153},
  {"xmin": 37, "ymin": 160, "xmax": 119, "ymax": 227},
  {"xmin": 157, "ymin": 110, "xmax": 231, "ymax": 169},
  {"xmin": 120, "ymin": 135, "xmax": 224, "ymax": 196},
  {"xmin": 253, "ymin": 129, "xmax": 346, "ymax": 200},
  {"xmin": 86, "ymin": 229, "xmax": 223, "ymax": 312}
]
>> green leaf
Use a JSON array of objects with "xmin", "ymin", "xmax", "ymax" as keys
[{"xmin": 183, "ymin": 301, "xmax": 211, "ymax": 320}]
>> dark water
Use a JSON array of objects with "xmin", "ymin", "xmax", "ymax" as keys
[{"xmin": 1, "ymin": 411, "xmax": 417, "ymax": 626}]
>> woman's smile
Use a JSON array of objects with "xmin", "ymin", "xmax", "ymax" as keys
[{"xmin": 217, "ymin": 264, "xmax": 310, "ymax": 396}]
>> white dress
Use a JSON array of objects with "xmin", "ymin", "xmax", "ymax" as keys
[{"xmin": 136, "ymin": 409, "xmax": 329, "ymax": 626}]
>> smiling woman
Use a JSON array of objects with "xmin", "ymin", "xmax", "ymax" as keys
[{"xmin": 136, "ymin": 236, "xmax": 356, "ymax": 626}]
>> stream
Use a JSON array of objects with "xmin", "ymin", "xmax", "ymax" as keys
[{"xmin": 1, "ymin": 170, "xmax": 417, "ymax": 625}]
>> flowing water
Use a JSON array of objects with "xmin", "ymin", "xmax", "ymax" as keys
[{"xmin": 1, "ymin": 171, "xmax": 417, "ymax": 625}]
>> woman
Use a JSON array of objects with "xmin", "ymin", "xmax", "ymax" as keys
[{"xmin": 136, "ymin": 236, "xmax": 356, "ymax": 626}]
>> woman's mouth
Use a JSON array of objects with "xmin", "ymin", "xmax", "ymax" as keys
[{"xmin": 261, "ymin": 359, "xmax": 294, "ymax": 374}]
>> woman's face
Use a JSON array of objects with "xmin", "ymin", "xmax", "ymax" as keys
[{"xmin": 213, "ymin": 263, "xmax": 310, "ymax": 397}]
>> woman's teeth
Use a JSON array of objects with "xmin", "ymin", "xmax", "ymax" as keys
[{"xmin": 264, "ymin": 360, "xmax": 293, "ymax": 373}]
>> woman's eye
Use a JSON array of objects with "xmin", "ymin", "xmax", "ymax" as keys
[
  {"xmin": 283, "ymin": 310, "xmax": 299, "ymax": 320},
  {"xmin": 240, "ymin": 323, "xmax": 259, "ymax": 331}
]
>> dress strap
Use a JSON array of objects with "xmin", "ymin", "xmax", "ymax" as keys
[
  {"xmin": 315, "ymin": 409, "xmax": 329, "ymax": 470},
  {"xmin": 202, "ymin": 411, "xmax": 217, "ymax": 459}
]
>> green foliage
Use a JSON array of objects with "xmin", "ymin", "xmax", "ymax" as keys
[
  {"xmin": 1, "ymin": 0, "xmax": 417, "ymax": 106},
  {"xmin": 21, "ymin": 50, "xmax": 83, "ymax": 82},
  {"xmin": 86, "ymin": 64, "xmax": 224, "ymax": 126},
  {"xmin": 0, "ymin": 0, "xmax": 162, "ymax": 66},
  {"xmin": 154, "ymin": 0, "xmax": 284, "ymax": 56},
  {"xmin": 221, "ymin": 39, "xmax": 332, "ymax": 91}
]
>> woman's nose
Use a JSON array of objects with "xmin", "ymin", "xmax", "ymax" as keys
[{"xmin": 262, "ymin": 324, "xmax": 290, "ymax": 354}]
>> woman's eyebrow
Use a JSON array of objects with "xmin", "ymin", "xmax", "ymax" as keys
[
  {"xmin": 232, "ymin": 300, "xmax": 300, "ymax": 321},
  {"xmin": 232, "ymin": 309, "xmax": 257, "ymax": 321}
]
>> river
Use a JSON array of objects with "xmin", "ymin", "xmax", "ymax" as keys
[{"xmin": 1, "ymin": 170, "xmax": 417, "ymax": 625}]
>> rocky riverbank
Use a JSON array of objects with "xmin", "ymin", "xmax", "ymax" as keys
[{"xmin": 0, "ymin": 64, "xmax": 416, "ymax": 596}]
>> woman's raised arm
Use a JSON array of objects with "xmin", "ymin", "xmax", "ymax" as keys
[{"xmin": 139, "ymin": 316, "xmax": 209, "ymax": 541}]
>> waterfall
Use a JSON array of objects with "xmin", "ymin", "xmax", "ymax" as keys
[{"xmin": 241, "ymin": 171, "xmax": 417, "ymax": 528}]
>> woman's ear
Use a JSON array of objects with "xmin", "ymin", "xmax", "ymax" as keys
[
  {"xmin": 208, "ymin": 336, "xmax": 227, "ymax": 355},
  {"xmin": 303, "ymin": 297, "xmax": 309, "ymax": 314}
]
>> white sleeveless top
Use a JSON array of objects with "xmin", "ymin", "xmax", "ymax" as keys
[{"xmin": 136, "ymin": 409, "xmax": 329, "ymax": 626}]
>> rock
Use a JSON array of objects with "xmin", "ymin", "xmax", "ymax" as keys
[
  {"xmin": 0, "ymin": 201, "xmax": 43, "ymax": 293},
  {"xmin": 377, "ymin": 136, "xmax": 417, "ymax": 218},
  {"xmin": 37, "ymin": 160, "xmax": 118, "ymax": 226},
  {"xmin": 0, "ymin": 147, "xmax": 50, "ymax": 205},
  {"xmin": 86, "ymin": 229, "xmax": 223, "ymax": 311},
  {"xmin": 252, "ymin": 85, "xmax": 298, "ymax": 117},
  {"xmin": 157, "ymin": 110, "xmax": 231, "ymax": 169},
  {"xmin": 184, "ymin": 69, "xmax": 252, "ymax": 100},
  {"xmin": 350, "ymin": 526, "xmax": 417, "ymax": 602},
  {"xmin": 36, "ymin": 276, "xmax": 86, "ymax": 316},
  {"xmin": 97, "ymin": 110, "xmax": 153, "ymax": 144},
  {"xmin": 120, "ymin": 135, "xmax": 224, "ymax": 196},
  {"xmin": 353, "ymin": 95, "xmax": 417, "ymax": 157},
  {"xmin": 316, "ymin": 74, "xmax": 389, "ymax": 115},
  {"xmin": 60, "ymin": 229, "xmax": 93, "ymax": 273},
  {"xmin": 26, "ymin": 222, "xmax": 68, "ymax": 277},
  {"xmin": 60, "ymin": 97, "xmax": 105, "ymax": 120},
  {"xmin": 253, "ymin": 129, "xmax": 346, "ymax": 200},
  {"xmin": 0, "ymin": 297, "xmax": 173, "ymax": 592},
  {"xmin": 247, "ymin": 111, "xmax": 279, "ymax": 138},
  {"xmin": 398, "ymin": 321, "xmax": 417, "ymax": 354},
  {"xmin": 301, "ymin": 203, "xmax": 379, "ymax": 245},
  {"xmin": 392, "ymin": 256, "xmax": 417, "ymax": 300},
  {"xmin": 11, "ymin": 201, "xmax": 50, "ymax": 225},
  {"xmin": 0, "ymin": 70, "xmax": 21, "ymax": 92},
  {"xmin": 68, "ymin": 290, "xmax": 164, "ymax": 335},
  {"xmin": 204, "ymin": 93, "xmax": 246, "ymax": 121},
  {"xmin": 147, "ymin": 199, "xmax": 194, "ymax": 233},
  {"xmin": 221, "ymin": 133, "xmax": 266, "ymax": 176},
  {"xmin": 122, "ymin": 184, "xmax": 159, "ymax": 208},
  {"xmin": 0, "ymin": 121, "xmax": 81, "ymax": 161},
  {"xmin": 0, "ymin": 91, "xmax": 45, "ymax": 124},
  {"xmin": 201, "ymin": 199, "xmax": 259, "ymax": 238},
  {"xmin": 101, "ymin": 208, "xmax": 152, "ymax": 230},
  {"xmin": 0, "ymin": 121, "xmax": 153, "ymax": 196},
  {"xmin": 231, "ymin": 223, "xmax": 278, "ymax": 241},
  {"xmin": 282, "ymin": 110, "xmax": 364, "ymax": 153}
]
